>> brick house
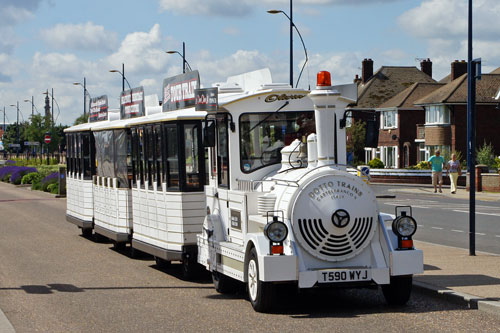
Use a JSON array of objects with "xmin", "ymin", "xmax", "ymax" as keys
[
  {"xmin": 414, "ymin": 68, "xmax": 500, "ymax": 163},
  {"xmin": 371, "ymin": 82, "xmax": 444, "ymax": 168},
  {"xmin": 346, "ymin": 58, "xmax": 435, "ymax": 165}
]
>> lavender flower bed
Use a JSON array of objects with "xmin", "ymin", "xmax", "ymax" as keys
[
  {"xmin": 5, "ymin": 160, "xmax": 16, "ymax": 166},
  {"xmin": 0, "ymin": 166, "xmax": 19, "ymax": 181},
  {"xmin": 41, "ymin": 172, "xmax": 59, "ymax": 185},
  {"xmin": 10, "ymin": 167, "xmax": 37, "ymax": 184}
]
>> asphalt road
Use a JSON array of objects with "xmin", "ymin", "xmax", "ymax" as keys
[
  {"xmin": 1, "ymin": 182, "xmax": 500, "ymax": 332},
  {"xmin": 373, "ymin": 184, "xmax": 500, "ymax": 255}
]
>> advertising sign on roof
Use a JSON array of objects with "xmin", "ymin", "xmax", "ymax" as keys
[
  {"xmin": 195, "ymin": 87, "xmax": 218, "ymax": 111},
  {"xmin": 120, "ymin": 86, "xmax": 145, "ymax": 119},
  {"xmin": 89, "ymin": 95, "xmax": 108, "ymax": 122},
  {"xmin": 162, "ymin": 70, "xmax": 200, "ymax": 112}
]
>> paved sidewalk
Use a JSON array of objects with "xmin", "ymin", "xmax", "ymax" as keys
[{"xmin": 414, "ymin": 240, "xmax": 500, "ymax": 318}]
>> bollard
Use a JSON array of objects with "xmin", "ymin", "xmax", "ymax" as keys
[{"xmin": 58, "ymin": 166, "xmax": 67, "ymax": 197}]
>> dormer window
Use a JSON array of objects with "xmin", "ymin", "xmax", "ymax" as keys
[
  {"xmin": 425, "ymin": 105, "xmax": 450, "ymax": 125},
  {"xmin": 381, "ymin": 110, "xmax": 397, "ymax": 129}
]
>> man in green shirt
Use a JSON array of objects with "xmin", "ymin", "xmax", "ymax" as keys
[{"xmin": 428, "ymin": 150, "xmax": 445, "ymax": 193}]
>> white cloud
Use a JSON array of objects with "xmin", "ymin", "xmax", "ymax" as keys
[
  {"xmin": 40, "ymin": 22, "xmax": 119, "ymax": 52},
  {"xmin": 0, "ymin": 0, "xmax": 41, "ymax": 25},
  {"xmin": 106, "ymin": 24, "xmax": 168, "ymax": 75},
  {"xmin": 223, "ymin": 27, "xmax": 240, "ymax": 36},
  {"xmin": 158, "ymin": 0, "xmax": 402, "ymax": 16},
  {"xmin": 398, "ymin": 0, "xmax": 500, "ymax": 79}
]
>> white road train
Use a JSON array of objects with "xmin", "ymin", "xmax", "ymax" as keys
[{"xmin": 65, "ymin": 69, "xmax": 423, "ymax": 312}]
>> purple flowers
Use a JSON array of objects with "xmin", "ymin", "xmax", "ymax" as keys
[
  {"xmin": 0, "ymin": 166, "xmax": 17, "ymax": 181},
  {"xmin": 41, "ymin": 172, "xmax": 59, "ymax": 184},
  {"xmin": 10, "ymin": 167, "xmax": 37, "ymax": 184},
  {"xmin": 0, "ymin": 165, "xmax": 37, "ymax": 184},
  {"xmin": 5, "ymin": 160, "xmax": 16, "ymax": 166}
]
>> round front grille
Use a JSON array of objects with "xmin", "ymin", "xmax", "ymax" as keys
[{"xmin": 291, "ymin": 173, "xmax": 377, "ymax": 262}]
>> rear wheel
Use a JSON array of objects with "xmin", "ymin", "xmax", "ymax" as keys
[
  {"xmin": 246, "ymin": 248, "xmax": 274, "ymax": 312},
  {"xmin": 113, "ymin": 241, "xmax": 126, "ymax": 251},
  {"xmin": 154, "ymin": 257, "xmax": 171, "ymax": 269},
  {"xmin": 382, "ymin": 275, "xmax": 413, "ymax": 305},
  {"xmin": 182, "ymin": 257, "xmax": 201, "ymax": 280},
  {"xmin": 81, "ymin": 228, "xmax": 92, "ymax": 238},
  {"xmin": 212, "ymin": 271, "xmax": 239, "ymax": 294}
]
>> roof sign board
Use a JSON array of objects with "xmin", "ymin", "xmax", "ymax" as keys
[
  {"xmin": 89, "ymin": 95, "xmax": 109, "ymax": 122},
  {"xmin": 24, "ymin": 141, "xmax": 40, "ymax": 146},
  {"xmin": 120, "ymin": 86, "xmax": 145, "ymax": 119},
  {"xmin": 162, "ymin": 70, "xmax": 200, "ymax": 112},
  {"xmin": 195, "ymin": 87, "xmax": 218, "ymax": 111}
]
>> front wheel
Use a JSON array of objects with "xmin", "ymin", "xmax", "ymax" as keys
[
  {"xmin": 382, "ymin": 275, "xmax": 413, "ymax": 306},
  {"xmin": 212, "ymin": 271, "xmax": 239, "ymax": 294},
  {"xmin": 246, "ymin": 248, "xmax": 275, "ymax": 312}
]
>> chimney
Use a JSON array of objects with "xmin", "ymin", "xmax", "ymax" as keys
[
  {"xmin": 451, "ymin": 60, "xmax": 467, "ymax": 80},
  {"xmin": 420, "ymin": 58, "xmax": 432, "ymax": 78},
  {"xmin": 353, "ymin": 74, "xmax": 361, "ymax": 84},
  {"xmin": 362, "ymin": 58, "xmax": 373, "ymax": 84}
]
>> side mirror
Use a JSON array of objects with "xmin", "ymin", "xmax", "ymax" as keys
[
  {"xmin": 365, "ymin": 119, "xmax": 379, "ymax": 148},
  {"xmin": 203, "ymin": 120, "xmax": 216, "ymax": 147}
]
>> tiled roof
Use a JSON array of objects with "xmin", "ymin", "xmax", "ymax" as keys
[
  {"xmin": 378, "ymin": 82, "xmax": 445, "ymax": 109},
  {"xmin": 415, "ymin": 73, "xmax": 500, "ymax": 105},
  {"xmin": 352, "ymin": 66, "xmax": 435, "ymax": 109},
  {"xmin": 490, "ymin": 67, "xmax": 500, "ymax": 74}
]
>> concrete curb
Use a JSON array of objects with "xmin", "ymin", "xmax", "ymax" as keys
[
  {"xmin": 0, "ymin": 308, "xmax": 15, "ymax": 333},
  {"xmin": 414, "ymin": 280, "xmax": 500, "ymax": 318}
]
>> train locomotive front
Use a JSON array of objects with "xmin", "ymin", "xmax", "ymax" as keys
[{"xmin": 198, "ymin": 69, "xmax": 423, "ymax": 312}]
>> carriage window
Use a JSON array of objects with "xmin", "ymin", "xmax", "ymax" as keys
[
  {"xmin": 126, "ymin": 130, "xmax": 133, "ymax": 187},
  {"xmin": 137, "ymin": 127, "xmax": 145, "ymax": 186},
  {"xmin": 131, "ymin": 128, "xmax": 138, "ymax": 185},
  {"xmin": 239, "ymin": 111, "xmax": 315, "ymax": 173},
  {"xmin": 76, "ymin": 133, "xmax": 82, "ymax": 175},
  {"xmin": 217, "ymin": 115, "xmax": 229, "ymax": 188},
  {"xmin": 82, "ymin": 133, "xmax": 91, "ymax": 179},
  {"xmin": 146, "ymin": 126, "xmax": 155, "ymax": 188},
  {"xmin": 154, "ymin": 125, "xmax": 163, "ymax": 186},
  {"xmin": 165, "ymin": 124, "xmax": 179, "ymax": 189},
  {"xmin": 66, "ymin": 134, "xmax": 72, "ymax": 173},
  {"xmin": 184, "ymin": 123, "xmax": 201, "ymax": 189}
]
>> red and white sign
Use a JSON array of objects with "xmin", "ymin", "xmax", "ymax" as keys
[{"xmin": 44, "ymin": 135, "xmax": 51, "ymax": 144}]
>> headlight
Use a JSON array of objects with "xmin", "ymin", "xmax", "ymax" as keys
[
  {"xmin": 392, "ymin": 215, "xmax": 417, "ymax": 237},
  {"xmin": 264, "ymin": 221, "xmax": 288, "ymax": 242}
]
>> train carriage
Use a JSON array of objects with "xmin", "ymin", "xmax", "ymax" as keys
[{"xmin": 126, "ymin": 107, "xmax": 207, "ymax": 277}]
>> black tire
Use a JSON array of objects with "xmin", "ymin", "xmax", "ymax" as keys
[
  {"xmin": 182, "ymin": 257, "xmax": 201, "ymax": 280},
  {"xmin": 113, "ymin": 241, "xmax": 126, "ymax": 251},
  {"xmin": 81, "ymin": 228, "xmax": 92, "ymax": 238},
  {"xmin": 212, "ymin": 271, "xmax": 239, "ymax": 294},
  {"xmin": 246, "ymin": 247, "xmax": 275, "ymax": 312},
  {"xmin": 382, "ymin": 275, "xmax": 413, "ymax": 306},
  {"xmin": 154, "ymin": 257, "xmax": 171, "ymax": 268}
]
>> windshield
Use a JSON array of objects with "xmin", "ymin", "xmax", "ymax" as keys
[{"xmin": 239, "ymin": 111, "xmax": 314, "ymax": 173}]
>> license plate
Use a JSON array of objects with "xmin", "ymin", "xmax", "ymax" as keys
[{"xmin": 317, "ymin": 269, "xmax": 371, "ymax": 283}]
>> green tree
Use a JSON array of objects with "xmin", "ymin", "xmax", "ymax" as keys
[
  {"xmin": 476, "ymin": 141, "xmax": 496, "ymax": 169},
  {"xmin": 73, "ymin": 113, "xmax": 89, "ymax": 125},
  {"xmin": 346, "ymin": 120, "xmax": 366, "ymax": 165},
  {"xmin": 2, "ymin": 122, "xmax": 28, "ymax": 153}
]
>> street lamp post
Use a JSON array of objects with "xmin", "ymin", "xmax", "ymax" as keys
[
  {"xmin": 73, "ymin": 77, "xmax": 91, "ymax": 116},
  {"xmin": 166, "ymin": 42, "xmax": 193, "ymax": 73},
  {"xmin": 268, "ymin": 0, "xmax": 308, "ymax": 88},
  {"xmin": 24, "ymin": 97, "xmax": 38, "ymax": 117},
  {"xmin": 109, "ymin": 65, "xmax": 132, "ymax": 92},
  {"xmin": 9, "ymin": 102, "xmax": 20, "ymax": 157}
]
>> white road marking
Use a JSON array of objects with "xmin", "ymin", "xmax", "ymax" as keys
[
  {"xmin": 496, "ymin": 235, "xmax": 500, "ymax": 238},
  {"xmin": 475, "ymin": 233, "xmax": 486, "ymax": 236},
  {"xmin": 431, "ymin": 227, "xmax": 443, "ymax": 230},
  {"xmin": 453, "ymin": 210, "xmax": 500, "ymax": 217},
  {"xmin": 451, "ymin": 229, "xmax": 464, "ymax": 233}
]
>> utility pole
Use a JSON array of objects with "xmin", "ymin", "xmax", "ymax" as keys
[
  {"xmin": 289, "ymin": 0, "xmax": 293, "ymax": 87},
  {"xmin": 51, "ymin": 88, "xmax": 54, "ymax": 128},
  {"xmin": 122, "ymin": 63, "xmax": 125, "ymax": 92},
  {"xmin": 83, "ymin": 77, "xmax": 87, "ymax": 116}
]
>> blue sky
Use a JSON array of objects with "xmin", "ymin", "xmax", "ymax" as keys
[{"xmin": 1, "ymin": 0, "xmax": 499, "ymax": 125}]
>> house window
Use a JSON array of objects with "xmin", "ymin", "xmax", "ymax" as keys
[
  {"xmin": 381, "ymin": 110, "xmax": 397, "ymax": 129},
  {"xmin": 380, "ymin": 146, "xmax": 398, "ymax": 168},
  {"xmin": 419, "ymin": 142, "xmax": 426, "ymax": 163},
  {"xmin": 424, "ymin": 145, "xmax": 450, "ymax": 161},
  {"xmin": 345, "ymin": 111, "xmax": 352, "ymax": 128},
  {"xmin": 425, "ymin": 105, "xmax": 450, "ymax": 125}
]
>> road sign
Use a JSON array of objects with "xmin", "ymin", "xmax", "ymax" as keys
[
  {"xmin": 9, "ymin": 143, "xmax": 21, "ymax": 148},
  {"xmin": 24, "ymin": 141, "xmax": 40, "ymax": 146},
  {"xmin": 44, "ymin": 135, "xmax": 51, "ymax": 144}
]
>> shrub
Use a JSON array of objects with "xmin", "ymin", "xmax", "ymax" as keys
[
  {"xmin": 495, "ymin": 157, "xmax": 500, "ymax": 171},
  {"xmin": 22, "ymin": 172, "xmax": 42, "ymax": 185},
  {"xmin": 0, "ymin": 166, "xmax": 18, "ymax": 182},
  {"xmin": 10, "ymin": 167, "xmax": 37, "ymax": 185},
  {"xmin": 41, "ymin": 172, "xmax": 59, "ymax": 192},
  {"xmin": 47, "ymin": 183, "xmax": 59, "ymax": 194},
  {"xmin": 416, "ymin": 161, "xmax": 431, "ymax": 170},
  {"xmin": 476, "ymin": 141, "xmax": 496, "ymax": 169},
  {"xmin": 368, "ymin": 158, "xmax": 384, "ymax": 169}
]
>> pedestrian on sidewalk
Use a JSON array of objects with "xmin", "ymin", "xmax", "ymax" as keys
[
  {"xmin": 447, "ymin": 153, "xmax": 461, "ymax": 194},
  {"xmin": 428, "ymin": 150, "xmax": 445, "ymax": 193}
]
